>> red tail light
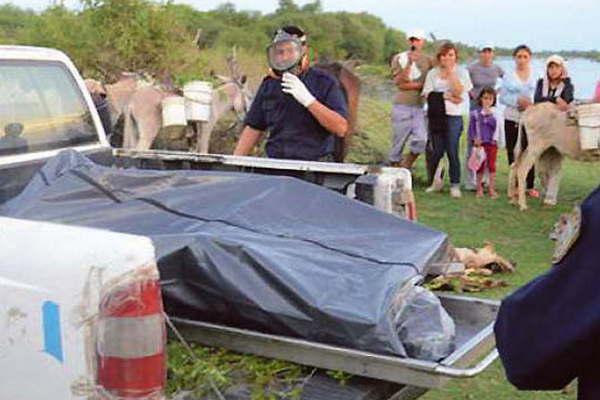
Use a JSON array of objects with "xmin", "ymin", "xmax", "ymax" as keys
[{"xmin": 97, "ymin": 279, "xmax": 166, "ymax": 399}]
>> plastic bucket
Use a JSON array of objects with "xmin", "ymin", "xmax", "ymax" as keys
[
  {"xmin": 577, "ymin": 104, "xmax": 600, "ymax": 150},
  {"xmin": 579, "ymin": 126, "xmax": 600, "ymax": 150},
  {"xmin": 184, "ymin": 81, "xmax": 213, "ymax": 122},
  {"xmin": 161, "ymin": 96, "xmax": 187, "ymax": 128}
]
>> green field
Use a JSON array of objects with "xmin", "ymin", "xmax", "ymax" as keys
[{"xmin": 414, "ymin": 148, "xmax": 599, "ymax": 400}]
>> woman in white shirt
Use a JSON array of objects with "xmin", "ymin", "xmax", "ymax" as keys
[
  {"xmin": 499, "ymin": 44, "xmax": 538, "ymax": 197},
  {"xmin": 422, "ymin": 42, "xmax": 473, "ymax": 198}
]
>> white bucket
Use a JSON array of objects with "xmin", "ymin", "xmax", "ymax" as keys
[
  {"xmin": 577, "ymin": 104, "xmax": 600, "ymax": 150},
  {"xmin": 161, "ymin": 96, "xmax": 187, "ymax": 128},
  {"xmin": 580, "ymin": 126, "xmax": 600, "ymax": 150},
  {"xmin": 184, "ymin": 81, "xmax": 213, "ymax": 122}
]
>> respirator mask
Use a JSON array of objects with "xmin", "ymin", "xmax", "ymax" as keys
[{"xmin": 267, "ymin": 30, "xmax": 306, "ymax": 76}]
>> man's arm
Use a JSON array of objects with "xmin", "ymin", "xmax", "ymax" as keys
[
  {"xmin": 306, "ymin": 101, "xmax": 348, "ymax": 137},
  {"xmin": 394, "ymin": 72, "xmax": 423, "ymax": 91},
  {"xmin": 233, "ymin": 126, "xmax": 264, "ymax": 156},
  {"xmin": 281, "ymin": 72, "xmax": 348, "ymax": 137},
  {"xmin": 392, "ymin": 53, "xmax": 424, "ymax": 91}
]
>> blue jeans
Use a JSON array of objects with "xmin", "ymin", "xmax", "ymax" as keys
[{"xmin": 429, "ymin": 116, "xmax": 463, "ymax": 185}]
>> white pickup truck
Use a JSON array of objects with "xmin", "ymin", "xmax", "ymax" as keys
[
  {"xmin": 0, "ymin": 46, "xmax": 498, "ymax": 400},
  {"xmin": 0, "ymin": 217, "xmax": 165, "ymax": 399},
  {"xmin": 0, "ymin": 46, "xmax": 167, "ymax": 399}
]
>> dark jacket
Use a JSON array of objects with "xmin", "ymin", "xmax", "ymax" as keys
[
  {"xmin": 494, "ymin": 185, "xmax": 600, "ymax": 399},
  {"xmin": 534, "ymin": 77, "xmax": 574, "ymax": 104},
  {"xmin": 427, "ymin": 92, "xmax": 447, "ymax": 135}
]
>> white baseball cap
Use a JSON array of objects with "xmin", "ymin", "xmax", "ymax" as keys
[
  {"xmin": 479, "ymin": 43, "xmax": 495, "ymax": 52},
  {"xmin": 407, "ymin": 29, "xmax": 427, "ymax": 41}
]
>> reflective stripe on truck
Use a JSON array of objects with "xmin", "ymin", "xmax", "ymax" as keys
[{"xmin": 97, "ymin": 279, "xmax": 166, "ymax": 399}]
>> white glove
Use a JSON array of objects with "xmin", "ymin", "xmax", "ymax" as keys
[{"xmin": 281, "ymin": 72, "xmax": 316, "ymax": 108}]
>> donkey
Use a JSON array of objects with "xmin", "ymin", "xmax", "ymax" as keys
[
  {"xmin": 85, "ymin": 73, "xmax": 163, "ymax": 149},
  {"xmin": 508, "ymin": 102, "xmax": 600, "ymax": 210},
  {"xmin": 85, "ymin": 62, "xmax": 251, "ymax": 152},
  {"xmin": 192, "ymin": 53, "xmax": 252, "ymax": 153}
]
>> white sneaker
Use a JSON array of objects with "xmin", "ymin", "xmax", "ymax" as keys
[
  {"xmin": 425, "ymin": 177, "xmax": 444, "ymax": 193},
  {"xmin": 425, "ymin": 184, "xmax": 443, "ymax": 193},
  {"xmin": 450, "ymin": 185, "xmax": 462, "ymax": 198}
]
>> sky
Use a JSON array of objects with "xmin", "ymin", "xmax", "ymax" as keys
[{"xmin": 3, "ymin": 0, "xmax": 598, "ymax": 51}]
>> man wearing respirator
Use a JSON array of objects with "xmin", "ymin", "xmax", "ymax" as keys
[{"xmin": 234, "ymin": 25, "xmax": 348, "ymax": 161}]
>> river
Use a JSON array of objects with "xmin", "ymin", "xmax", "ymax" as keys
[{"xmin": 365, "ymin": 56, "xmax": 600, "ymax": 103}]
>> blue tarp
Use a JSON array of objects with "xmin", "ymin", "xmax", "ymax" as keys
[{"xmin": 1, "ymin": 150, "xmax": 452, "ymax": 358}]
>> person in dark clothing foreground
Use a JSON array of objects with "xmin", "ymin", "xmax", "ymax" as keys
[{"xmin": 494, "ymin": 185, "xmax": 600, "ymax": 399}]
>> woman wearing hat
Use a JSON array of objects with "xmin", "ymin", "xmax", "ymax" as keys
[{"xmin": 534, "ymin": 55, "xmax": 574, "ymax": 111}]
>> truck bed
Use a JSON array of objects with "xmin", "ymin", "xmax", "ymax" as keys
[{"xmin": 171, "ymin": 294, "xmax": 499, "ymax": 399}]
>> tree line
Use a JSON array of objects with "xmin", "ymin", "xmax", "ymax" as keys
[
  {"xmin": 0, "ymin": 0, "xmax": 480, "ymax": 81},
  {"xmin": 5, "ymin": 0, "xmax": 593, "ymax": 83}
]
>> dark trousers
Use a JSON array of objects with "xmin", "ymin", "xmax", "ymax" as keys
[
  {"xmin": 505, "ymin": 120, "xmax": 534, "ymax": 189},
  {"xmin": 429, "ymin": 115, "xmax": 463, "ymax": 185}
]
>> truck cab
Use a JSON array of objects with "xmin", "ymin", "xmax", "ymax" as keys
[
  {"xmin": 0, "ymin": 46, "xmax": 166, "ymax": 399},
  {"xmin": 0, "ymin": 45, "xmax": 111, "ymax": 203}
]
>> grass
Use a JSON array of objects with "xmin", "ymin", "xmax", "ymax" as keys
[
  {"xmin": 167, "ymin": 342, "xmax": 309, "ymax": 399},
  {"xmin": 350, "ymin": 92, "xmax": 600, "ymax": 398},
  {"xmin": 167, "ymin": 66, "xmax": 600, "ymax": 399},
  {"xmin": 415, "ymin": 153, "xmax": 599, "ymax": 400}
]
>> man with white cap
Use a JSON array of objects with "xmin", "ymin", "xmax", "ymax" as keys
[
  {"xmin": 465, "ymin": 44, "xmax": 504, "ymax": 190},
  {"xmin": 388, "ymin": 28, "xmax": 434, "ymax": 169}
]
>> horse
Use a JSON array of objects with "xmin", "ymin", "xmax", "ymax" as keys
[{"xmin": 314, "ymin": 61, "xmax": 361, "ymax": 162}]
